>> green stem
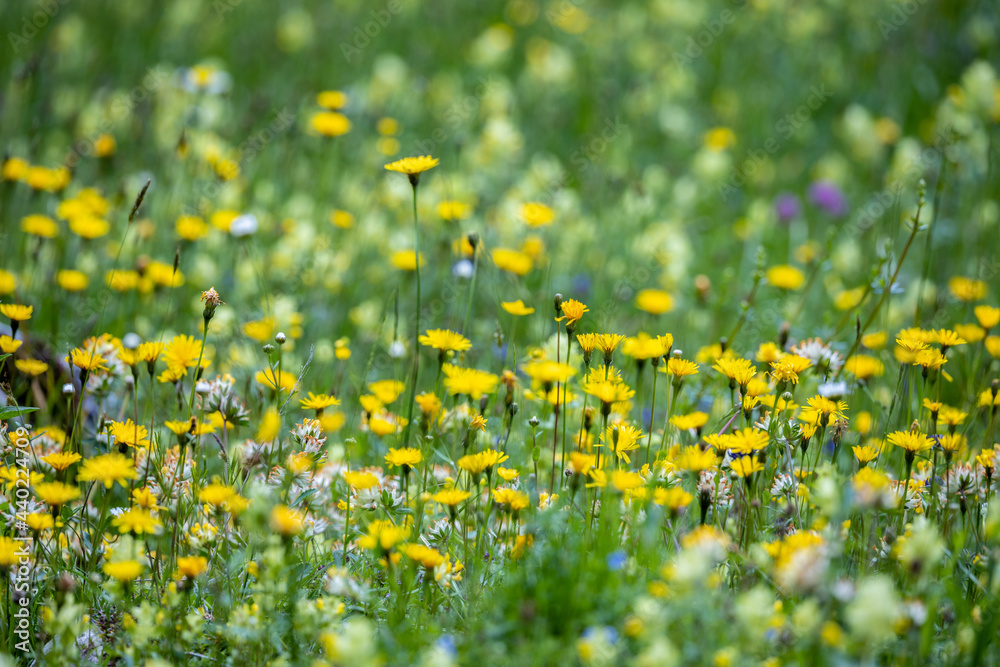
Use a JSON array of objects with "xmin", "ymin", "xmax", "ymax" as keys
[{"xmin": 402, "ymin": 186, "xmax": 421, "ymax": 449}]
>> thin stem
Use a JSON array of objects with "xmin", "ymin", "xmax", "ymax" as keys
[{"xmin": 402, "ymin": 185, "xmax": 421, "ymax": 449}]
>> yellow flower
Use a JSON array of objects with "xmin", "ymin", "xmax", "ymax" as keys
[
  {"xmin": 501, "ymin": 300, "xmax": 535, "ymax": 316},
  {"xmin": 852, "ymin": 445, "xmax": 880, "ymax": 466},
  {"xmin": 311, "ymin": 111, "xmax": 351, "ymax": 137},
  {"xmin": 713, "ymin": 357, "xmax": 756, "ymax": 387},
  {"xmin": 329, "ymin": 209, "xmax": 355, "ymax": 229},
  {"xmin": 21, "ymin": 214, "xmax": 58, "ymax": 238},
  {"xmin": 730, "ymin": 457, "xmax": 764, "ymax": 478},
  {"xmin": 862, "ymin": 331, "xmax": 887, "ymax": 349},
  {"xmin": 635, "ymin": 288, "xmax": 674, "ymax": 315},
  {"xmin": 938, "ymin": 434, "xmax": 966, "ymax": 456},
  {"xmin": 403, "ymin": 544, "xmax": 446, "ymax": 569},
  {"xmin": 845, "ymin": 354, "xmax": 884, "ymax": 380},
  {"xmin": 754, "ymin": 342, "xmax": 781, "ymax": 363},
  {"xmin": 948, "ymin": 276, "xmax": 987, "ymax": 302},
  {"xmin": 674, "ymin": 446, "xmax": 718, "ymax": 472},
  {"xmin": 391, "ymin": 250, "xmax": 426, "ymax": 271},
  {"xmin": 930, "ymin": 329, "xmax": 966, "ymax": 348},
  {"xmin": 609, "ymin": 470, "xmax": 644, "ymax": 492},
  {"xmin": 270, "ymin": 505, "xmax": 305, "ymax": 536},
  {"xmin": 94, "ymin": 133, "xmax": 116, "ymax": 157},
  {"xmin": 68, "ymin": 216, "xmax": 110, "ymax": 239},
  {"xmin": 163, "ymin": 334, "xmax": 203, "ymax": 373},
  {"xmin": 110, "ymin": 419, "xmax": 150, "ymax": 449},
  {"xmin": 77, "ymin": 453, "xmax": 137, "ymax": 488},
  {"xmin": 415, "ymin": 392, "xmax": 442, "ymax": 418},
  {"xmin": 358, "ymin": 520, "xmax": 410, "ymax": 552},
  {"xmin": 521, "ymin": 360, "xmax": 576, "ymax": 385},
  {"xmin": 41, "ymin": 452, "xmax": 81, "ymax": 471},
  {"xmin": 974, "ymin": 305, "xmax": 1000, "ymax": 330},
  {"xmin": 670, "ymin": 412, "xmax": 709, "ymax": 431},
  {"xmin": 132, "ymin": 487, "xmax": 162, "ymax": 510},
  {"xmin": 25, "ymin": 513, "xmax": 54, "ymax": 532},
  {"xmin": 704, "ymin": 126, "xmax": 735, "ymax": 151},
  {"xmin": 33, "ymin": 481, "xmax": 81, "ymax": 506},
  {"xmin": 432, "ymin": 488, "xmax": 471, "ymax": 507},
  {"xmin": 365, "ymin": 381, "xmax": 402, "ymax": 407},
  {"xmin": 385, "ymin": 448, "xmax": 422, "ymax": 468},
  {"xmin": 442, "ymin": 364, "xmax": 499, "ymax": 398},
  {"xmin": 492, "ymin": 487, "xmax": 530, "ymax": 510},
  {"xmin": 664, "ymin": 357, "xmax": 699, "ymax": 379},
  {"xmin": 491, "ymin": 248, "xmax": 533, "ymax": 276},
  {"xmin": 14, "ymin": 359, "xmax": 48, "ymax": 376},
  {"xmin": 210, "ymin": 209, "xmax": 239, "ymax": 231},
  {"xmin": 886, "ymin": 431, "xmax": 934, "ymax": 454},
  {"xmin": 300, "ymin": 392, "xmax": 340, "ymax": 411},
  {"xmin": 175, "ymin": 556, "xmax": 209, "ymax": 579},
  {"xmin": 766, "ymin": 265, "xmax": 806, "ymax": 290},
  {"xmin": 520, "ymin": 202, "xmax": 555, "ymax": 227},
  {"xmin": 112, "ymin": 508, "xmax": 162, "ymax": 535},
  {"xmin": 384, "ymin": 155, "xmax": 439, "ymax": 183},
  {"xmin": 419, "ymin": 329, "xmax": 472, "ymax": 353},
  {"xmin": 2, "ymin": 156, "xmax": 29, "ymax": 181},
  {"xmin": 583, "ymin": 379, "xmax": 635, "ymax": 406},
  {"xmin": 654, "ymin": 486, "xmax": 694, "ymax": 511},
  {"xmin": 103, "ymin": 560, "xmax": 143, "ymax": 582},
  {"xmin": 0, "ymin": 304, "xmax": 32, "ymax": 321},
  {"xmin": 438, "ymin": 200, "xmax": 471, "ymax": 220},
  {"xmin": 954, "ymin": 323, "xmax": 985, "ymax": 344},
  {"xmin": 56, "ymin": 269, "xmax": 89, "ymax": 291},
  {"xmin": 256, "ymin": 368, "xmax": 297, "ymax": 393},
  {"xmin": 199, "ymin": 483, "xmax": 235, "ymax": 507},
  {"xmin": 556, "ymin": 299, "xmax": 589, "ymax": 325},
  {"xmin": 344, "ymin": 470, "xmax": 379, "ymax": 490},
  {"xmin": 769, "ymin": 355, "xmax": 811, "ymax": 384},
  {"xmin": 317, "ymin": 90, "xmax": 347, "ymax": 109},
  {"xmin": 601, "ymin": 424, "xmax": 644, "ymax": 464},
  {"xmin": 0, "ymin": 336, "xmax": 21, "ymax": 354},
  {"xmin": 834, "ymin": 287, "xmax": 866, "ymax": 310},
  {"xmin": 0, "ymin": 270, "xmax": 16, "ymax": 295},
  {"xmin": 176, "ymin": 215, "xmax": 209, "ymax": 241}
]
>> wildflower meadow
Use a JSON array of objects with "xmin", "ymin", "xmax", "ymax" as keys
[{"xmin": 2, "ymin": 0, "xmax": 1000, "ymax": 664}]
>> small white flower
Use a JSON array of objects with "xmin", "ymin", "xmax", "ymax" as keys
[
  {"xmin": 452, "ymin": 259, "xmax": 474, "ymax": 279},
  {"xmin": 122, "ymin": 332, "xmax": 142, "ymax": 349},
  {"xmin": 388, "ymin": 340, "xmax": 406, "ymax": 358},
  {"xmin": 818, "ymin": 380, "xmax": 848, "ymax": 399},
  {"xmin": 229, "ymin": 213, "xmax": 258, "ymax": 237}
]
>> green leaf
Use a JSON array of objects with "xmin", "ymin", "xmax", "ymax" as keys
[{"xmin": 0, "ymin": 406, "xmax": 39, "ymax": 420}]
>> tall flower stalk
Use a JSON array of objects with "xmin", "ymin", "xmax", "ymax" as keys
[{"xmin": 386, "ymin": 156, "xmax": 439, "ymax": 449}]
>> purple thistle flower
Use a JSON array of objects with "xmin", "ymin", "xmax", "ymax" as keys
[
  {"xmin": 775, "ymin": 193, "xmax": 801, "ymax": 223},
  {"xmin": 808, "ymin": 180, "xmax": 848, "ymax": 217}
]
